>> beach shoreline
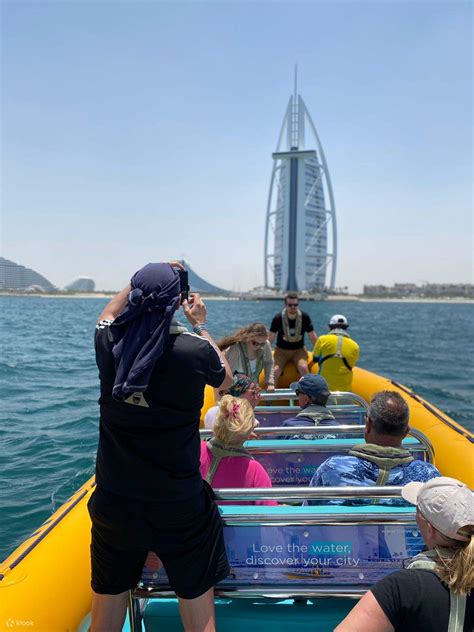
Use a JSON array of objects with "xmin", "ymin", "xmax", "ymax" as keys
[{"xmin": 0, "ymin": 292, "xmax": 472, "ymax": 304}]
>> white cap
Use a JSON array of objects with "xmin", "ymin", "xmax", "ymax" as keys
[
  {"xmin": 329, "ymin": 314, "xmax": 348, "ymax": 327},
  {"xmin": 402, "ymin": 477, "xmax": 474, "ymax": 542}
]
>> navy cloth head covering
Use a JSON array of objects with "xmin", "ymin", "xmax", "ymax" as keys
[
  {"xmin": 110, "ymin": 263, "xmax": 180, "ymax": 400},
  {"xmin": 225, "ymin": 374, "xmax": 254, "ymax": 397}
]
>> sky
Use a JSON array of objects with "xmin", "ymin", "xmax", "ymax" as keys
[{"xmin": 1, "ymin": 0, "xmax": 472, "ymax": 293}]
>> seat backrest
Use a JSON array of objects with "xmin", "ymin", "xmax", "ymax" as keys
[
  {"xmin": 244, "ymin": 438, "xmax": 430, "ymax": 486},
  {"xmin": 138, "ymin": 504, "xmax": 423, "ymax": 595}
]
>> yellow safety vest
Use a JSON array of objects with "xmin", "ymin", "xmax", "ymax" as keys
[{"xmin": 313, "ymin": 332, "xmax": 359, "ymax": 391}]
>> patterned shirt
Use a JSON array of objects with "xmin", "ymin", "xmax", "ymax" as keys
[{"xmin": 307, "ymin": 453, "xmax": 440, "ymax": 506}]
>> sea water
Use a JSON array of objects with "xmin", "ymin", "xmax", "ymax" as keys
[{"xmin": 0, "ymin": 296, "xmax": 472, "ymax": 561}]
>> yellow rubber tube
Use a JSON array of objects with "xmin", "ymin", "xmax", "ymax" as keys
[{"xmin": 1, "ymin": 363, "xmax": 472, "ymax": 632}]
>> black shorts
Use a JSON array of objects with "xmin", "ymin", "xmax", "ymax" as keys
[{"xmin": 87, "ymin": 483, "xmax": 229, "ymax": 599}]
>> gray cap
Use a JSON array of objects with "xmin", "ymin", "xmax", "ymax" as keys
[
  {"xmin": 290, "ymin": 374, "xmax": 330, "ymax": 399},
  {"xmin": 402, "ymin": 477, "xmax": 474, "ymax": 542}
]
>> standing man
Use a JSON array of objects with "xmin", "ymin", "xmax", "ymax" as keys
[
  {"xmin": 89, "ymin": 262, "xmax": 233, "ymax": 632},
  {"xmin": 313, "ymin": 314, "xmax": 359, "ymax": 392},
  {"xmin": 268, "ymin": 293, "xmax": 317, "ymax": 384}
]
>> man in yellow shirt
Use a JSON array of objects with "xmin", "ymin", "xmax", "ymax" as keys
[{"xmin": 312, "ymin": 314, "xmax": 359, "ymax": 392}]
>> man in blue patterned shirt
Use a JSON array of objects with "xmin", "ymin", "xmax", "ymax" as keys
[{"xmin": 307, "ymin": 390, "xmax": 440, "ymax": 504}]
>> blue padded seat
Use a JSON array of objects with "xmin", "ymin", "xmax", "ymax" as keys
[{"xmin": 142, "ymin": 597, "xmax": 356, "ymax": 632}]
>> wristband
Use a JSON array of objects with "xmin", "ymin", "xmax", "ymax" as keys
[{"xmin": 193, "ymin": 323, "xmax": 208, "ymax": 335}]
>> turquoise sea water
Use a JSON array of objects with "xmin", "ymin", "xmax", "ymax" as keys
[{"xmin": 0, "ymin": 296, "xmax": 473, "ymax": 561}]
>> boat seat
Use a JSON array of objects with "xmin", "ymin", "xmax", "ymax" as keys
[
  {"xmin": 244, "ymin": 437, "xmax": 431, "ymax": 486},
  {"xmin": 130, "ymin": 494, "xmax": 423, "ymax": 632},
  {"xmin": 141, "ymin": 597, "xmax": 356, "ymax": 632}
]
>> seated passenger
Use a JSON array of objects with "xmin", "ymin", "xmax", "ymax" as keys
[
  {"xmin": 307, "ymin": 390, "xmax": 440, "ymax": 505},
  {"xmin": 200, "ymin": 395, "xmax": 276, "ymax": 506},
  {"xmin": 217, "ymin": 322, "xmax": 275, "ymax": 391},
  {"xmin": 336, "ymin": 477, "xmax": 474, "ymax": 632},
  {"xmin": 204, "ymin": 374, "xmax": 261, "ymax": 429},
  {"xmin": 280, "ymin": 374, "xmax": 335, "ymax": 438}
]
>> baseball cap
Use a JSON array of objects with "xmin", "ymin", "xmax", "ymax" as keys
[
  {"xmin": 402, "ymin": 477, "xmax": 474, "ymax": 542},
  {"xmin": 329, "ymin": 314, "xmax": 348, "ymax": 327},
  {"xmin": 290, "ymin": 374, "xmax": 330, "ymax": 399}
]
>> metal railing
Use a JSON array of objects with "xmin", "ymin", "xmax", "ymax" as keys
[
  {"xmin": 214, "ymin": 485, "xmax": 406, "ymax": 502},
  {"xmin": 200, "ymin": 425, "xmax": 366, "ymax": 440},
  {"xmin": 258, "ymin": 390, "xmax": 369, "ymax": 410},
  {"xmin": 200, "ymin": 426, "xmax": 434, "ymax": 463}
]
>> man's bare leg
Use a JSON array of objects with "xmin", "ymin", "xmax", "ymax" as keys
[
  {"xmin": 178, "ymin": 587, "xmax": 216, "ymax": 632},
  {"xmin": 91, "ymin": 591, "xmax": 128, "ymax": 632},
  {"xmin": 297, "ymin": 360, "xmax": 309, "ymax": 376},
  {"xmin": 273, "ymin": 364, "xmax": 282, "ymax": 386}
]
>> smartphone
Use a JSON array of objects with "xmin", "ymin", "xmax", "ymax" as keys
[{"xmin": 177, "ymin": 269, "xmax": 190, "ymax": 303}]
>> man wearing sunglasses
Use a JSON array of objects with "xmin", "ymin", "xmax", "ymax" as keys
[
  {"xmin": 268, "ymin": 293, "xmax": 317, "ymax": 384},
  {"xmin": 279, "ymin": 374, "xmax": 336, "ymax": 440}
]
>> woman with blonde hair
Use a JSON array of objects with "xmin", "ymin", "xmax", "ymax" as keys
[
  {"xmin": 200, "ymin": 395, "xmax": 276, "ymax": 506},
  {"xmin": 335, "ymin": 477, "xmax": 474, "ymax": 632},
  {"xmin": 217, "ymin": 323, "xmax": 275, "ymax": 392}
]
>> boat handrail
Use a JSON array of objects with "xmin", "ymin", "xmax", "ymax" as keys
[
  {"xmin": 132, "ymin": 586, "xmax": 368, "ymax": 600},
  {"xmin": 258, "ymin": 390, "xmax": 369, "ymax": 410},
  {"xmin": 200, "ymin": 426, "xmax": 435, "ymax": 462},
  {"xmin": 214, "ymin": 485, "xmax": 406, "ymax": 502},
  {"xmin": 200, "ymin": 425, "xmax": 367, "ymax": 439},
  {"xmin": 406, "ymin": 427, "xmax": 435, "ymax": 463},
  {"xmin": 255, "ymin": 404, "xmax": 367, "ymax": 414}
]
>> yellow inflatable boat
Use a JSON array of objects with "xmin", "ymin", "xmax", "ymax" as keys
[{"xmin": 1, "ymin": 365, "xmax": 472, "ymax": 632}]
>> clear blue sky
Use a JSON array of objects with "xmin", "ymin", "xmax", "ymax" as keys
[{"xmin": 1, "ymin": 0, "xmax": 472, "ymax": 292}]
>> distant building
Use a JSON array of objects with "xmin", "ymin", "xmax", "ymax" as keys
[
  {"xmin": 0, "ymin": 257, "xmax": 55, "ymax": 292},
  {"xmin": 363, "ymin": 283, "xmax": 474, "ymax": 299},
  {"xmin": 65, "ymin": 277, "xmax": 96, "ymax": 292},
  {"xmin": 264, "ymin": 73, "xmax": 337, "ymax": 292}
]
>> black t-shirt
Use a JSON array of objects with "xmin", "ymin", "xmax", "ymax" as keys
[
  {"xmin": 270, "ymin": 311, "xmax": 314, "ymax": 349},
  {"xmin": 371, "ymin": 569, "xmax": 474, "ymax": 632},
  {"xmin": 94, "ymin": 324, "xmax": 226, "ymax": 501}
]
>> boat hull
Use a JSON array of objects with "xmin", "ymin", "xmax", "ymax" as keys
[{"xmin": 1, "ymin": 365, "xmax": 472, "ymax": 631}]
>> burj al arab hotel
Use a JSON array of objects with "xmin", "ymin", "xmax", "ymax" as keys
[{"xmin": 264, "ymin": 78, "xmax": 337, "ymax": 292}]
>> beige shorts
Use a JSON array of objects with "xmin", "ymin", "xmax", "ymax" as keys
[{"xmin": 274, "ymin": 346, "xmax": 309, "ymax": 370}]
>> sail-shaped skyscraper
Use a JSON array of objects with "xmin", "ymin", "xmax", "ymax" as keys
[{"xmin": 264, "ymin": 77, "xmax": 337, "ymax": 292}]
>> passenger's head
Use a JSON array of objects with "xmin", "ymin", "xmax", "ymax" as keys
[
  {"xmin": 222, "ymin": 374, "xmax": 261, "ymax": 409},
  {"xmin": 291, "ymin": 374, "xmax": 330, "ymax": 408},
  {"xmin": 402, "ymin": 477, "xmax": 474, "ymax": 594},
  {"xmin": 213, "ymin": 395, "xmax": 256, "ymax": 447},
  {"xmin": 284, "ymin": 292, "xmax": 299, "ymax": 315},
  {"xmin": 217, "ymin": 323, "xmax": 268, "ymax": 351},
  {"xmin": 328, "ymin": 314, "xmax": 349, "ymax": 330},
  {"xmin": 129, "ymin": 262, "xmax": 180, "ymax": 313},
  {"xmin": 365, "ymin": 391, "xmax": 410, "ymax": 444}
]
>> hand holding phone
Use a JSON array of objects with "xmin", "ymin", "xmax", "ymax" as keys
[{"xmin": 182, "ymin": 293, "xmax": 207, "ymax": 327}]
